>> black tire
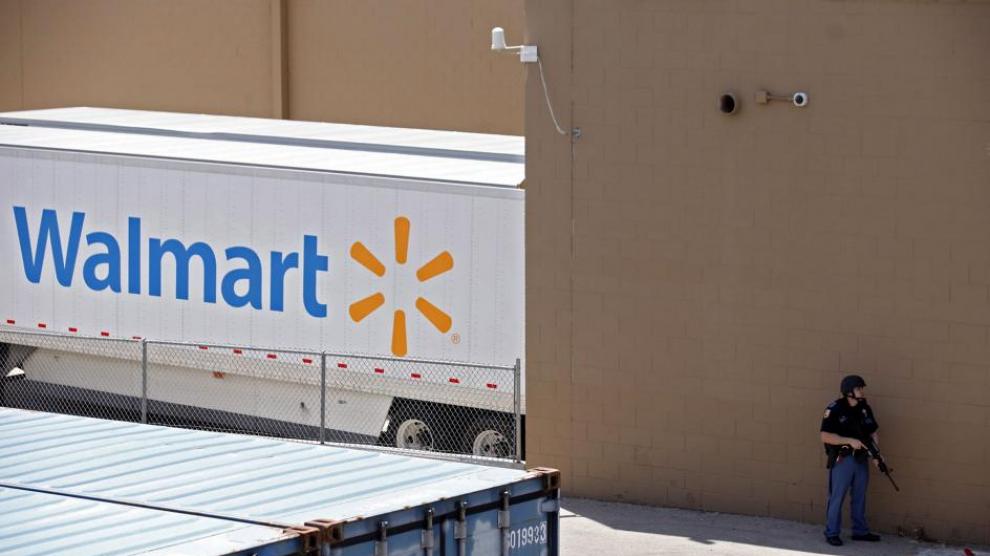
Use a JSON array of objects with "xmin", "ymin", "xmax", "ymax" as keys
[
  {"xmin": 380, "ymin": 402, "xmax": 451, "ymax": 452},
  {"xmin": 461, "ymin": 415, "xmax": 514, "ymax": 459}
]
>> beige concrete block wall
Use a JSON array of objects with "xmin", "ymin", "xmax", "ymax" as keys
[
  {"xmin": 0, "ymin": 0, "xmax": 525, "ymax": 133},
  {"xmin": 525, "ymin": 0, "xmax": 990, "ymax": 545},
  {"xmin": 0, "ymin": 1, "xmax": 23, "ymax": 111},
  {"xmin": 8, "ymin": 0, "xmax": 278, "ymax": 117},
  {"xmin": 287, "ymin": 0, "xmax": 524, "ymax": 134}
]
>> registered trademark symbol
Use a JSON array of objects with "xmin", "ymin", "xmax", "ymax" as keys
[{"xmin": 450, "ymin": 333, "xmax": 461, "ymax": 344}]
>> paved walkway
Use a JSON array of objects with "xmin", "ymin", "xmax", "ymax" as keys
[{"xmin": 561, "ymin": 498, "xmax": 987, "ymax": 556}]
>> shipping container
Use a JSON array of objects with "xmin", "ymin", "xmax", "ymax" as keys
[
  {"xmin": 0, "ymin": 407, "xmax": 560, "ymax": 555},
  {"xmin": 0, "ymin": 488, "xmax": 306, "ymax": 556},
  {"xmin": 0, "ymin": 107, "xmax": 525, "ymax": 456}
]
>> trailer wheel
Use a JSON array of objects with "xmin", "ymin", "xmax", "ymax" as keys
[
  {"xmin": 463, "ymin": 416, "xmax": 514, "ymax": 459},
  {"xmin": 394, "ymin": 417, "xmax": 436, "ymax": 451},
  {"xmin": 380, "ymin": 401, "xmax": 451, "ymax": 452}
]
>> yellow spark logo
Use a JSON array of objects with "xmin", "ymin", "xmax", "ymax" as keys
[{"xmin": 348, "ymin": 217, "xmax": 453, "ymax": 356}]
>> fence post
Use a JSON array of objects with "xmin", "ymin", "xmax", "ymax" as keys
[
  {"xmin": 320, "ymin": 351, "xmax": 327, "ymax": 445},
  {"xmin": 140, "ymin": 339, "xmax": 148, "ymax": 424},
  {"xmin": 513, "ymin": 358, "xmax": 522, "ymax": 463}
]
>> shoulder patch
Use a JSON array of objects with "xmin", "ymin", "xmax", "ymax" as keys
[{"xmin": 823, "ymin": 409, "xmax": 831, "ymax": 419}]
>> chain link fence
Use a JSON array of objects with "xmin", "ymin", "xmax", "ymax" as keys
[
  {"xmin": 0, "ymin": 329, "xmax": 143, "ymax": 424},
  {"xmin": 0, "ymin": 328, "xmax": 522, "ymax": 465}
]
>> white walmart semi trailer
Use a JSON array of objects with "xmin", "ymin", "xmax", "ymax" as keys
[{"xmin": 0, "ymin": 107, "xmax": 525, "ymax": 458}]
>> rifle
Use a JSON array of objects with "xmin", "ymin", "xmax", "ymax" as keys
[
  {"xmin": 863, "ymin": 437, "xmax": 900, "ymax": 492},
  {"xmin": 846, "ymin": 402, "xmax": 900, "ymax": 492}
]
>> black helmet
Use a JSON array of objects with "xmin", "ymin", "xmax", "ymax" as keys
[{"xmin": 840, "ymin": 374, "xmax": 866, "ymax": 396}]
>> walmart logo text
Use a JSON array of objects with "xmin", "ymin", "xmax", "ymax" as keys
[{"xmin": 12, "ymin": 207, "xmax": 330, "ymax": 318}]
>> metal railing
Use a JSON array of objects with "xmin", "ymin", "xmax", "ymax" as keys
[{"xmin": 0, "ymin": 327, "xmax": 522, "ymax": 465}]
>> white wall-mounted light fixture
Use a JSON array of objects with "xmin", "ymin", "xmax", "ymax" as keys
[
  {"xmin": 490, "ymin": 27, "xmax": 538, "ymax": 63},
  {"xmin": 491, "ymin": 26, "xmax": 578, "ymax": 138}
]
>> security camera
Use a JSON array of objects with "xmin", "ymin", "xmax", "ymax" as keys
[{"xmin": 792, "ymin": 92, "xmax": 809, "ymax": 107}]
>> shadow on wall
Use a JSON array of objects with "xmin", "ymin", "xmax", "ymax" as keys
[{"xmin": 560, "ymin": 498, "xmax": 987, "ymax": 556}]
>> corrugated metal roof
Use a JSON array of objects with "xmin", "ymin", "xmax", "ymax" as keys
[
  {"xmin": 0, "ymin": 487, "xmax": 299, "ymax": 556},
  {"xmin": 0, "ymin": 408, "xmax": 527, "ymax": 527},
  {"xmin": 0, "ymin": 107, "xmax": 525, "ymax": 187}
]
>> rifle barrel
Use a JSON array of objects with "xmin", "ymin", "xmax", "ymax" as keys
[{"xmin": 865, "ymin": 440, "xmax": 900, "ymax": 492}]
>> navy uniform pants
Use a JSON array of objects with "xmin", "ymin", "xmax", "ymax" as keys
[{"xmin": 824, "ymin": 455, "xmax": 870, "ymax": 538}]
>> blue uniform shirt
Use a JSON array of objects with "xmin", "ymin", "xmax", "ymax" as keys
[{"xmin": 820, "ymin": 397, "xmax": 879, "ymax": 449}]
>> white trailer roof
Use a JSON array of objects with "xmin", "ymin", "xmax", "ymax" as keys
[{"xmin": 0, "ymin": 107, "xmax": 525, "ymax": 187}]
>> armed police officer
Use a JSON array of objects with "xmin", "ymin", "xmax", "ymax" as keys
[{"xmin": 819, "ymin": 374, "xmax": 883, "ymax": 546}]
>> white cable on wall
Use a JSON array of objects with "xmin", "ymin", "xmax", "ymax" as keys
[
  {"xmin": 491, "ymin": 26, "xmax": 576, "ymax": 139},
  {"xmin": 537, "ymin": 58, "xmax": 569, "ymax": 137}
]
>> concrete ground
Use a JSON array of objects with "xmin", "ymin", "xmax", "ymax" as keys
[{"xmin": 561, "ymin": 498, "xmax": 988, "ymax": 556}]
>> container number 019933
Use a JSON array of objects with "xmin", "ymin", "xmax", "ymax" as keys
[{"xmin": 508, "ymin": 522, "xmax": 548, "ymax": 549}]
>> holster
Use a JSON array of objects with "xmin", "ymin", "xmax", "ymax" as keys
[
  {"xmin": 825, "ymin": 445, "xmax": 853, "ymax": 469},
  {"xmin": 825, "ymin": 445, "xmax": 839, "ymax": 469}
]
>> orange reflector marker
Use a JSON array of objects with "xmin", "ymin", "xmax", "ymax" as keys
[
  {"xmin": 267, "ymin": 353, "xmax": 277, "ymax": 360},
  {"xmin": 68, "ymin": 327, "xmax": 78, "ymax": 333},
  {"xmin": 449, "ymin": 378, "xmax": 460, "ymax": 384},
  {"xmin": 37, "ymin": 323, "xmax": 47, "ymax": 329},
  {"xmin": 303, "ymin": 358, "xmax": 313, "ymax": 365},
  {"xmin": 100, "ymin": 331, "xmax": 109, "ymax": 337},
  {"xmin": 411, "ymin": 373, "xmax": 422, "ymax": 379},
  {"xmin": 233, "ymin": 349, "xmax": 243, "ymax": 355},
  {"xmin": 5, "ymin": 319, "xmax": 14, "ymax": 325},
  {"xmin": 374, "ymin": 368, "xmax": 385, "ymax": 374},
  {"xmin": 337, "ymin": 363, "xmax": 347, "ymax": 369}
]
